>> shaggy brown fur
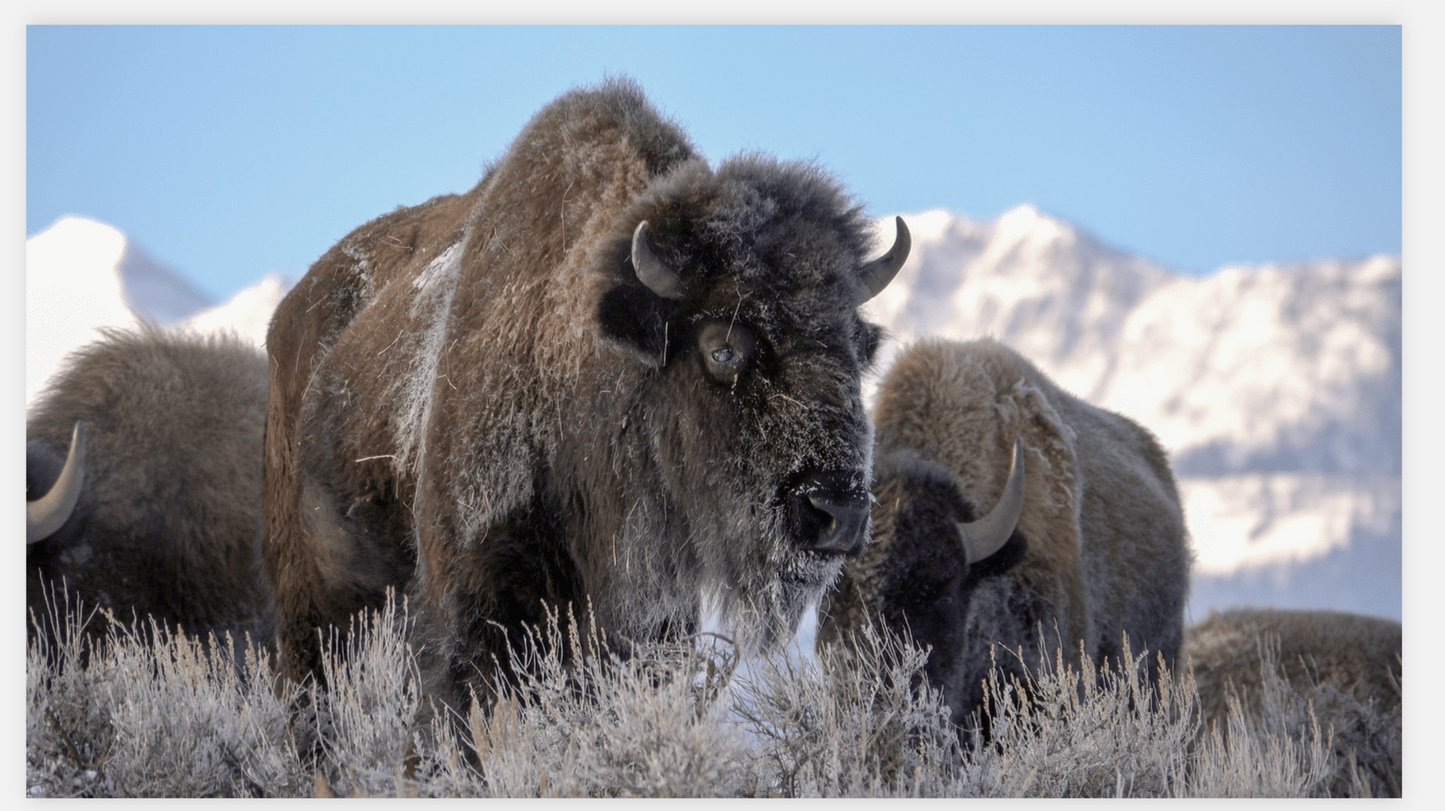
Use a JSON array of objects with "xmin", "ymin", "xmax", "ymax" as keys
[
  {"xmin": 820, "ymin": 337, "xmax": 1192, "ymax": 732},
  {"xmin": 26, "ymin": 325, "xmax": 274, "ymax": 654},
  {"xmin": 1185, "ymin": 607, "xmax": 1402, "ymax": 796},
  {"xmin": 263, "ymin": 78, "xmax": 903, "ymax": 708}
]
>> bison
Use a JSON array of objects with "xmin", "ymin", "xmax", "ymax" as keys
[
  {"xmin": 1185, "ymin": 607, "xmax": 1401, "ymax": 797},
  {"xmin": 26, "ymin": 325, "xmax": 275, "ymax": 656},
  {"xmin": 261, "ymin": 78, "xmax": 909, "ymax": 708},
  {"xmin": 819, "ymin": 337, "xmax": 1192, "ymax": 733}
]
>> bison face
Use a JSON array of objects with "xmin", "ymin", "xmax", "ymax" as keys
[
  {"xmin": 593, "ymin": 159, "xmax": 909, "ymax": 652},
  {"xmin": 835, "ymin": 446, "xmax": 1027, "ymax": 728},
  {"xmin": 652, "ymin": 292, "xmax": 881, "ymax": 652}
]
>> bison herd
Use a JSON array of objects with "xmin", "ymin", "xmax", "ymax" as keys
[{"xmin": 26, "ymin": 80, "xmax": 1400, "ymax": 792}]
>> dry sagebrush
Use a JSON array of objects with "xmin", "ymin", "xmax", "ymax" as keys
[
  {"xmin": 26, "ymin": 592, "xmax": 305, "ymax": 798},
  {"xmin": 27, "ymin": 596, "xmax": 1388, "ymax": 797}
]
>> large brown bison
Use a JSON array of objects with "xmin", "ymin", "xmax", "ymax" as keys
[
  {"xmin": 262, "ymin": 79, "xmax": 909, "ymax": 708},
  {"xmin": 1185, "ymin": 607, "xmax": 1401, "ymax": 797},
  {"xmin": 819, "ymin": 337, "xmax": 1192, "ymax": 733},
  {"xmin": 26, "ymin": 325, "xmax": 275, "ymax": 655}
]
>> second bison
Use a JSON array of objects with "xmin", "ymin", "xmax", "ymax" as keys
[
  {"xmin": 27, "ymin": 325, "xmax": 274, "ymax": 656},
  {"xmin": 263, "ymin": 79, "xmax": 909, "ymax": 708},
  {"xmin": 820, "ymin": 337, "xmax": 1192, "ymax": 732}
]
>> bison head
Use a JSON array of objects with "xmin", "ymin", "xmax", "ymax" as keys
[
  {"xmin": 591, "ymin": 156, "xmax": 910, "ymax": 651},
  {"xmin": 828, "ymin": 439, "xmax": 1027, "ymax": 729}
]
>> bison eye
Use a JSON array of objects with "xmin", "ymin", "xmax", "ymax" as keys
[{"xmin": 697, "ymin": 319, "xmax": 756, "ymax": 386}]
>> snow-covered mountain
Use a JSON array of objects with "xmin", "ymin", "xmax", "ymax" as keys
[
  {"xmin": 864, "ymin": 206, "xmax": 1401, "ymax": 621},
  {"xmin": 182, "ymin": 274, "xmax": 292, "ymax": 346},
  {"xmin": 26, "ymin": 217, "xmax": 290, "ymax": 404},
  {"xmin": 25, "ymin": 211, "xmax": 1402, "ymax": 621}
]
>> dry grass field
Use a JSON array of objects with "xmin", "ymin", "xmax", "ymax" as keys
[{"xmin": 25, "ymin": 593, "xmax": 1398, "ymax": 798}]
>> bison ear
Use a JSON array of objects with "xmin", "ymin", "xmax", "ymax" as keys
[
  {"xmin": 596, "ymin": 220, "xmax": 689, "ymax": 365},
  {"xmin": 597, "ymin": 282, "xmax": 675, "ymax": 366}
]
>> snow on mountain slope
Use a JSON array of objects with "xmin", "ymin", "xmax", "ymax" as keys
[
  {"xmin": 27, "ymin": 217, "xmax": 151, "ymax": 404},
  {"xmin": 181, "ymin": 274, "xmax": 292, "ymax": 347},
  {"xmin": 865, "ymin": 206, "xmax": 1401, "ymax": 620},
  {"xmin": 864, "ymin": 206, "xmax": 1400, "ymax": 476},
  {"xmin": 865, "ymin": 205, "xmax": 1171, "ymax": 404},
  {"xmin": 1103, "ymin": 256, "xmax": 1400, "ymax": 478},
  {"xmin": 26, "ymin": 216, "xmax": 285, "ymax": 405}
]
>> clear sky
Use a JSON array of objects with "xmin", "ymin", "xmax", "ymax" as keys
[{"xmin": 27, "ymin": 25, "xmax": 1401, "ymax": 303}]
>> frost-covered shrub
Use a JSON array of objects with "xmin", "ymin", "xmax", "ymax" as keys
[
  {"xmin": 27, "ymin": 602, "xmax": 306, "ymax": 797},
  {"xmin": 26, "ymin": 595, "xmax": 1376, "ymax": 798},
  {"xmin": 732, "ymin": 621, "xmax": 962, "ymax": 796},
  {"xmin": 1189, "ymin": 629, "xmax": 1400, "ymax": 798}
]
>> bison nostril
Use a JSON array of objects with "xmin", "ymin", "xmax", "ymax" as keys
[
  {"xmin": 808, "ymin": 496, "xmax": 839, "ymax": 537},
  {"xmin": 792, "ymin": 475, "xmax": 870, "ymax": 555}
]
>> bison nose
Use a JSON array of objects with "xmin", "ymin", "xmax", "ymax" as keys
[
  {"xmin": 791, "ymin": 472, "xmax": 870, "ymax": 555},
  {"xmin": 807, "ymin": 492, "xmax": 870, "ymax": 554}
]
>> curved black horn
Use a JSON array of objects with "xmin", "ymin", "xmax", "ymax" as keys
[
  {"xmin": 631, "ymin": 221, "xmax": 686, "ymax": 300},
  {"xmin": 27, "ymin": 421, "xmax": 86, "ymax": 544},
  {"xmin": 859, "ymin": 216, "xmax": 911, "ymax": 300},
  {"xmin": 957, "ymin": 438, "xmax": 1025, "ymax": 565}
]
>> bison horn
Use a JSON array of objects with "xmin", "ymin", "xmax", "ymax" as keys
[
  {"xmin": 631, "ymin": 221, "xmax": 686, "ymax": 300},
  {"xmin": 859, "ymin": 216, "xmax": 911, "ymax": 300},
  {"xmin": 957, "ymin": 438, "xmax": 1025, "ymax": 565},
  {"xmin": 27, "ymin": 421, "xmax": 86, "ymax": 544}
]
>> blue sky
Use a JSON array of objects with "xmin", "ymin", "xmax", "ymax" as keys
[{"xmin": 27, "ymin": 25, "xmax": 1401, "ymax": 303}]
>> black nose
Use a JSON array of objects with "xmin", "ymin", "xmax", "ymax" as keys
[{"xmin": 791, "ymin": 471, "xmax": 870, "ymax": 555}]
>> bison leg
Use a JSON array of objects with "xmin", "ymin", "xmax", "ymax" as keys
[
  {"xmin": 269, "ymin": 473, "xmax": 414, "ymax": 683},
  {"xmin": 410, "ymin": 497, "xmax": 585, "ymax": 712}
]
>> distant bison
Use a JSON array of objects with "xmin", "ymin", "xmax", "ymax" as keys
[
  {"xmin": 819, "ymin": 337, "xmax": 1192, "ymax": 733},
  {"xmin": 26, "ymin": 325, "xmax": 275, "ymax": 655},
  {"xmin": 1185, "ymin": 607, "xmax": 1401, "ymax": 797},
  {"xmin": 262, "ymin": 78, "xmax": 909, "ymax": 708}
]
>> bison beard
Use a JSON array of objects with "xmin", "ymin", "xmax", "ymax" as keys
[{"xmin": 262, "ymin": 78, "xmax": 908, "ymax": 709}]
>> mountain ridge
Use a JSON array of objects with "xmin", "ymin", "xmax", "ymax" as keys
[
  {"xmin": 25, "ymin": 211, "xmax": 1402, "ymax": 619},
  {"xmin": 866, "ymin": 205, "xmax": 1401, "ymax": 479}
]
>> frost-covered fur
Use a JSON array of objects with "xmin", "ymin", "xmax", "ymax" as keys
[
  {"xmin": 1185, "ymin": 607, "xmax": 1401, "ymax": 796},
  {"xmin": 263, "ymin": 78, "xmax": 893, "ymax": 708},
  {"xmin": 26, "ymin": 325, "xmax": 274, "ymax": 653},
  {"xmin": 820, "ymin": 337, "xmax": 1192, "ymax": 731}
]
